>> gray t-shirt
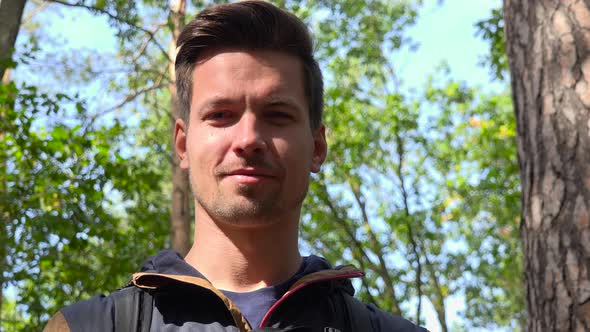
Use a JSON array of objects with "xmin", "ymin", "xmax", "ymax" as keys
[{"xmin": 221, "ymin": 256, "xmax": 323, "ymax": 328}]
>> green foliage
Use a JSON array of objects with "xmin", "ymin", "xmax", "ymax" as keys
[
  {"xmin": 423, "ymin": 69, "xmax": 523, "ymax": 329},
  {"xmin": 1, "ymin": 296, "xmax": 30, "ymax": 332},
  {"xmin": 475, "ymin": 6, "xmax": 508, "ymax": 80},
  {"xmin": 300, "ymin": 3, "xmax": 522, "ymax": 327},
  {"xmin": 0, "ymin": 68, "xmax": 167, "ymax": 329}
]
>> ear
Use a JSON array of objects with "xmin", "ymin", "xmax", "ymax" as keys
[
  {"xmin": 310, "ymin": 124, "xmax": 327, "ymax": 173},
  {"xmin": 174, "ymin": 118, "xmax": 190, "ymax": 170}
]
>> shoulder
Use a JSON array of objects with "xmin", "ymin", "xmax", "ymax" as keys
[
  {"xmin": 43, "ymin": 311, "xmax": 69, "ymax": 332},
  {"xmin": 44, "ymin": 293, "xmax": 114, "ymax": 332},
  {"xmin": 338, "ymin": 289, "xmax": 428, "ymax": 332},
  {"xmin": 364, "ymin": 302, "xmax": 430, "ymax": 332}
]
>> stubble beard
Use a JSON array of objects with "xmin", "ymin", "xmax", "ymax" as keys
[{"xmin": 189, "ymin": 168, "xmax": 310, "ymax": 226}]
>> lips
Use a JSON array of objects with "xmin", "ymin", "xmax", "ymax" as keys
[
  {"xmin": 222, "ymin": 168, "xmax": 277, "ymax": 184},
  {"xmin": 226, "ymin": 168, "xmax": 275, "ymax": 177}
]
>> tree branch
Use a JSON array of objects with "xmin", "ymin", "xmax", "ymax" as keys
[
  {"xmin": 0, "ymin": 0, "xmax": 26, "ymax": 79},
  {"xmin": 46, "ymin": 0, "xmax": 173, "ymax": 63},
  {"xmin": 23, "ymin": 0, "xmax": 50, "ymax": 24},
  {"xmin": 393, "ymin": 128, "xmax": 424, "ymax": 325},
  {"xmin": 131, "ymin": 22, "xmax": 167, "ymax": 63},
  {"xmin": 87, "ymin": 81, "xmax": 166, "ymax": 129},
  {"xmin": 418, "ymin": 237, "xmax": 449, "ymax": 332},
  {"xmin": 349, "ymin": 179, "xmax": 402, "ymax": 315},
  {"xmin": 316, "ymin": 177, "xmax": 380, "ymax": 306}
]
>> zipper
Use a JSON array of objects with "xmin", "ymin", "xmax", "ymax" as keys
[
  {"xmin": 258, "ymin": 270, "xmax": 364, "ymax": 328},
  {"xmin": 131, "ymin": 268, "xmax": 364, "ymax": 331}
]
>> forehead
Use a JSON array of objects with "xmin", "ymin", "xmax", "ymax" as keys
[{"xmin": 191, "ymin": 50, "xmax": 306, "ymax": 100}]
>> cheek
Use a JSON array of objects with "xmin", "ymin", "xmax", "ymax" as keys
[
  {"xmin": 188, "ymin": 129, "xmax": 230, "ymax": 166},
  {"xmin": 273, "ymin": 135, "xmax": 314, "ymax": 171}
]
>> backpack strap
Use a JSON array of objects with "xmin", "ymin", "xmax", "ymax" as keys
[
  {"xmin": 111, "ymin": 286, "xmax": 153, "ymax": 332},
  {"xmin": 340, "ymin": 291, "xmax": 374, "ymax": 332}
]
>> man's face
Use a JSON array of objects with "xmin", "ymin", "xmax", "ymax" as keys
[{"xmin": 174, "ymin": 50, "xmax": 327, "ymax": 227}]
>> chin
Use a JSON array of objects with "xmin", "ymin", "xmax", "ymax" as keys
[{"xmin": 208, "ymin": 199, "xmax": 281, "ymax": 224}]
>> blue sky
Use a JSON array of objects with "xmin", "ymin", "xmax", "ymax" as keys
[
  {"xmin": 19, "ymin": 0, "xmax": 500, "ymax": 90},
  {"xmin": 401, "ymin": 0, "xmax": 501, "ymax": 91}
]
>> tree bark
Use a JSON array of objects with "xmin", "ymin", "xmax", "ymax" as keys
[
  {"xmin": 168, "ymin": 0, "xmax": 191, "ymax": 256},
  {"xmin": 0, "ymin": 0, "xmax": 25, "ymax": 321},
  {"xmin": 0, "ymin": 0, "xmax": 26, "ymax": 80},
  {"xmin": 504, "ymin": 0, "xmax": 590, "ymax": 330}
]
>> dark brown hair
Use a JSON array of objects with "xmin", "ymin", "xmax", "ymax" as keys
[{"xmin": 175, "ymin": 0, "xmax": 323, "ymax": 129}]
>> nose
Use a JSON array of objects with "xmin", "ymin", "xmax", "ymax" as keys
[{"xmin": 232, "ymin": 112, "xmax": 267, "ymax": 156}]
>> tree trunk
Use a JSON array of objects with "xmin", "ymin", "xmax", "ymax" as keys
[
  {"xmin": 0, "ymin": 0, "xmax": 26, "ymax": 80},
  {"xmin": 0, "ymin": 0, "xmax": 25, "ymax": 320},
  {"xmin": 504, "ymin": 0, "xmax": 590, "ymax": 330},
  {"xmin": 168, "ymin": 0, "xmax": 191, "ymax": 256}
]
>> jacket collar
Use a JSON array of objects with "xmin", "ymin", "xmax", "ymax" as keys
[
  {"xmin": 130, "ymin": 272, "xmax": 250, "ymax": 331},
  {"xmin": 132, "ymin": 250, "xmax": 364, "ymax": 330},
  {"xmin": 129, "ymin": 266, "xmax": 364, "ymax": 331}
]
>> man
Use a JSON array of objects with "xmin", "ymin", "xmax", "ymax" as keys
[{"xmin": 44, "ymin": 1, "xmax": 427, "ymax": 331}]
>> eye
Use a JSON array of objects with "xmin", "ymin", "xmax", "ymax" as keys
[
  {"xmin": 265, "ymin": 110, "xmax": 294, "ymax": 124},
  {"xmin": 203, "ymin": 110, "xmax": 236, "ymax": 126},
  {"xmin": 268, "ymin": 111, "xmax": 290, "ymax": 118},
  {"xmin": 209, "ymin": 111, "xmax": 231, "ymax": 119}
]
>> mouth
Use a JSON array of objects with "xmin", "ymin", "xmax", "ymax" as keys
[
  {"xmin": 227, "ymin": 168, "xmax": 275, "ymax": 176},
  {"xmin": 224, "ymin": 168, "xmax": 276, "ymax": 183}
]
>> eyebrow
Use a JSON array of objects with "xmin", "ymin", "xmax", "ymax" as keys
[
  {"xmin": 197, "ymin": 98, "xmax": 242, "ymax": 114},
  {"xmin": 260, "ymin": 95, "xmax": 304, "ymax": 113},
  {"xmin": 197, "ymin": 95, "xmax": 305, "ymax": 114}
]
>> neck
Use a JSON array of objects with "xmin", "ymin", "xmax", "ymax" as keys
[{"xmin": 185, "ymin": 207, "xmax": 302, "ymax": 292}]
